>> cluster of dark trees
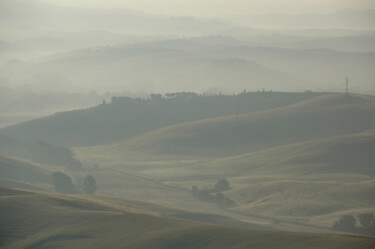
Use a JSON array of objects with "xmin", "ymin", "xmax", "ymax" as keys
[
  {"xmin": 0, "ymin": 136, "xmax": 82, "ymax": 170},
  {"xmin": 192, "ymin": 179, "xmax": 236, "ymax": 208},
  {"xmin": 52, "ymin": 171, "xmax": 97, "ymax": 194},
  {"xmin": 331, "ymin": 213, "xmax": 375, "ymax": 236}
]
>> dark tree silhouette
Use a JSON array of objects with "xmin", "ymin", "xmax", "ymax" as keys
[
  {"xmin": 52, "ymin": 171, "xmax": 75, "ymax": 194},
  {"xmin": 213, "ymin": 179, "xmax": 230, "ymax": 192},
  {"xmin": 83, "ymin": 175, "xmax": 97, "ymax": 194},
  {"xmin": 331, "ymin": 213, "xmax": 375, "ymax": 236}
]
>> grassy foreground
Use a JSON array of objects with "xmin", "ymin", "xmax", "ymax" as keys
[{"xmin": 1, "ymin": 187, "xmax": 374, "ymax": 249}]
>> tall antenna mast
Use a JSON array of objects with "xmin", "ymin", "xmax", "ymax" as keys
[
  {"xmin": 345, "ymin": 75, "xmax": 349, "ymax": 96},
  {"xmin": 236, "ymin": 95, "xmax": 239, "ymax": 123}
]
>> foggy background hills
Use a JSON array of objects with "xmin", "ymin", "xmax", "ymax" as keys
[
  {"xmin": 1, "ymin": 1, "xmax": 375, "ymax": 244},
  {"xmin": 1, "ymin": 0, "xmax": 375, "ymax": 129}
]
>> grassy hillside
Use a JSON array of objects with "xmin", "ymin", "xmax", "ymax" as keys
[
  {"xmin": 76, "ymin": 93, "xmax": 375, "ymax": 162},
  {"xmin": 0, "ymin": 154, "xmax": 271, "ymax": 228},
  {"xmin": 74, "ymin": 94, "xmax": 375, "ymax": 229},
  {"xmin": 215, "ymin": 130, "xmax": 375, "ymax": 226},
  {"xmin": 1, "ymin": 187, "xmax": 374, "ymax": 249},
  {"xmin": 160, "ymin": 131, "xmax": 374, "ymax": 220},
  {"xmin": 185, "ymin": 128, "xmax": 375, "ymax": 177},
  {"xmin": 86, "ymin": 130, "xmax": 374, "ymax": 228},
  {"xmin": 0, "ymin": 155, "xmax": 52, "ymax": 191},
  {"xmin": 0, "ymin": 92, "xmax": 321, "ymax": 146},
  {"xmin": 2, "ymin": 93, "xmax": 374, "ymax": 237}
]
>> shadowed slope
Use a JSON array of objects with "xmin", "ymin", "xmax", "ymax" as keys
[
  {"xmin": 0, "ymin": 92, "xmax": 321, "ymax": 147},
  {"xmin": 0, "ymin": 156, "xmax": 52, "ymax": 191},
  {"xmin": 1, "ymin": 188, "xmax": 374, "ymax": 249},
  {"xmin": 76, "ymin": 94, "xmax": 375, "ymax": 162}
]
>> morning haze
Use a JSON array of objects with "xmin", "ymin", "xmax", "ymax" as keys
[
  {"xmin": 39, "ymin": 0, "xmax": 375, "ymax": 16},
  {"xmin": 0, "ymin": 0, "xmax": 374, "ymax": 248}
]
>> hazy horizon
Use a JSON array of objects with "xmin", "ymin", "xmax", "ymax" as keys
[
  {"xmin": 38, "ymin": 0, "xmax": 375, "ymax": 16},
  {"xmin": 1, "ymin": 1, "xmax": 375, "ymax": 247}
]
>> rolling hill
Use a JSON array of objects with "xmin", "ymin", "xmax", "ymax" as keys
[
  {"xmin": 74, "ymin": 93, "xmax": 375, "ymax": 229},
  {"xmin": 76, "ymin": 93, "xmax": 375, "ymax": 161},
  {"xmin": 0, "ymin": 92, "xmax": 321, "ymax": 146},
  {"xmin": 2, "ymin": 93, "xmax": 374, "ymax": 235},
  {"xmin": 76, "ymin": 128, "xmax": 375, "ymax": 228},
  {"xmin": 179, "ymin": 130, "xmax": 375, "ymax": 224},
  {"xmin": 0, "ymin": 155, "xmax": 52, "ymax": 191},
  {"xmin": 1, "ymin": 187, "xmax": 374, "ymax": 249},
  {"xmin": 3, "ymin": 35, "xmax": 375, "ymax": 98},
  {"xmin": 0, "ymin": 0, "xmax": 230, "ymax": 35},
  {"xmin": 0, "ymin": 42, "xmax": 302, "ymax": 94}
]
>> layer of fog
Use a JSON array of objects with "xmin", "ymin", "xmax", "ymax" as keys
[{"xmin": 1, "ymin": 0, "xmax": 374, "ymax": 127}]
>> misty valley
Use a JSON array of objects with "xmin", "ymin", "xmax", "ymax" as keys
[{"xmin": 1, "ymin": 1, "xmax": 375, "ymax": 249}]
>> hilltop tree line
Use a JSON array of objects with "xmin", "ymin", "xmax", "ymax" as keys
[
  {"xmin": 0, "ymin": 135, "xmax": 82, "ymax": 170},
  {"xmin": 0, "ymin": 91, "xmax": 319, "ymax": 146},
  {"xmin": 52, "ymin": 171, "xmax": 97, "ymax": 194},
  {"xmin": 331, "ymin": 213, "xmax": 375, "ymax": 236}
]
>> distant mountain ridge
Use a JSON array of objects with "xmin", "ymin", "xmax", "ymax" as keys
[
  {"xmin": 0, "ymin": 0, "xmax": 231, "ymax": 35},
  {"xmin": 2, "ymin": 37, "xmax": 374, "ymax": 95}
]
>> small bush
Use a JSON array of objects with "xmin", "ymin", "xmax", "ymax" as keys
[{"xmin": 52, "ymin": 172, "xmax": 76, "ymax": 194}]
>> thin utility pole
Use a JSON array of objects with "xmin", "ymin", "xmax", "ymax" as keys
[{"xmin": 345, "ymin": 76, "xmax": 349, "ymax": 96}]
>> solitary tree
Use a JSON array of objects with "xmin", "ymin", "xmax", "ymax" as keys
[
  {"xmin": 83, "ymin": 175, "xmax": 97, "ymax": 194},
  {"xmin": 51, "ymin": 171, "xmax": 75, "ymax": 194}
]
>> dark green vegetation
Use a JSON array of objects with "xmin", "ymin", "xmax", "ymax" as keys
[
  {"xmin": 1, "ymin": 187, "xmax": 374, "ymax": 249},
  {"xmin": 0, "ymin": 92, "xmax": 322, "ymax": 146},
  {"xmin": 51, "ymin": 172, "xmax": 98, "ymax": 195},
  {"xmin": 332, "ymin": 213, "xmax": 375, "ymax": 236},
  {"xmin": 51, "ymin": 171, "xmax": 76, "ymax": 194},
  {"xmin": 192, "ymin": 179, "xmax": 236, "ymax": 208}
]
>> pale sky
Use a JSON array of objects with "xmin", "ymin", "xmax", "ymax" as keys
[{"xmin": 40, "ymin": 0, "xmax": 375, "ymax": 16}]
